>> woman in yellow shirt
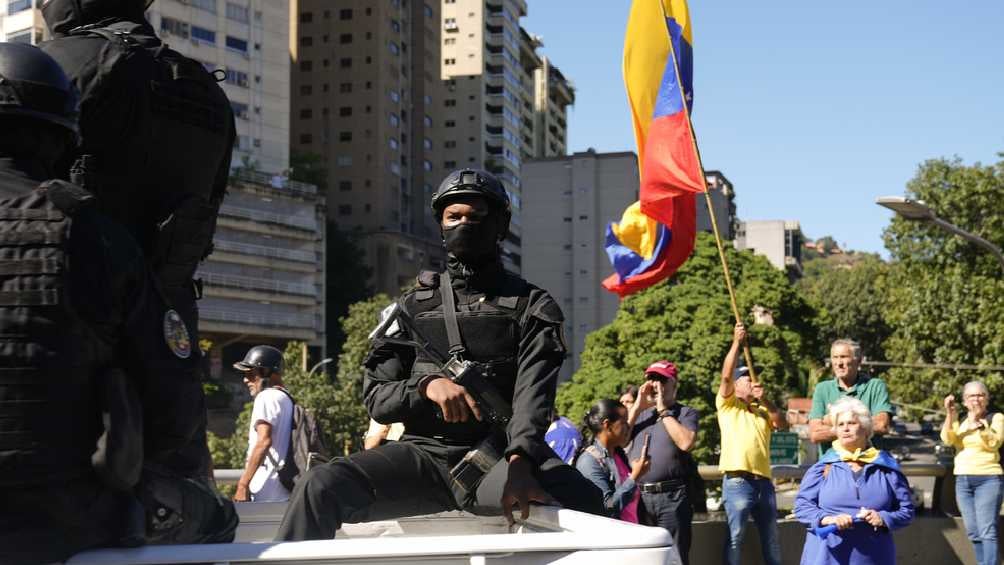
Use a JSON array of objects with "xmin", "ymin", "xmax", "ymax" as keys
[{"xmin": 941, "ymin": 381, "xmax": 1004, "ymax": 565}]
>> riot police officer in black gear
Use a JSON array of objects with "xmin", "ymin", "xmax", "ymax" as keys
[
  {"xmin": 41, "ymin": 0, "xmax": 237, "ymax": 479},
  {"xmin": 0, "ymin": 43, "xmax": 235, "ymax": 565},
  {"xmin": 276, "ymin": 169, "xmax": 603, "ymax": 541}
]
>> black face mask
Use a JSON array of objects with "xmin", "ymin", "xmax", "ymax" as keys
[{"xmin": 442, "ymin": 221, "xmax": 499, "ymax": 263}]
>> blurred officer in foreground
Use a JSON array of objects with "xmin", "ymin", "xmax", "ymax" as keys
[
  {"xmin": 41, "ymin": 0, "xmax": 236, "ymax": 479},
  {"xmin": 276, "ymin": 169, "xmax": 604, "ymax": 540},
  {"xmin": 0, "ymin": 43, "xmax": 234, "ymax": 565}
]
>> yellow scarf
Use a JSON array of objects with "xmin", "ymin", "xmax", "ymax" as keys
[{"xmin": 833, "ymin": 444, "xmax": 880, "ymax": 464}]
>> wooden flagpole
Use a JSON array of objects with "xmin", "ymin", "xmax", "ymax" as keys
[{"xmin": 656, "ymin": 0, "xmax": 758, "ymax": 382}]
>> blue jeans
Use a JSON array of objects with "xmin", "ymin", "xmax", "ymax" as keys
[
  {"xmin": 956, "ymin": 474, "xmax": 1004, "ymax": 565},
  {"xmin": 722, "ymin": 475, "xmax": 781, "ymax": 565}
]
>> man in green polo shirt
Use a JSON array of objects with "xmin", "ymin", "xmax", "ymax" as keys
[{"xmin": 808, "ymin": 339, "xmax": 894, "ymax": 455}]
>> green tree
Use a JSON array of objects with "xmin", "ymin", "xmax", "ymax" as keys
[
  {"xmin": 880, "ymin": 157, "xmax": 1004, "ymax": 413},
  {"xmin": 557, "ymin": 232, "xmax": 822, "ymax": 463},
  {"xmin": 799, "ymin": 254, "xmax": 892, "ymax": 361},
  {"xmin": 289, "ymin": 151, "xmax": 328, "ymax": 191}
]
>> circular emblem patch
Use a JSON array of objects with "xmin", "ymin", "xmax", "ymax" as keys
[{"xmin": 163, "ymin": 309, "xmax": 192, "ymax": 359}]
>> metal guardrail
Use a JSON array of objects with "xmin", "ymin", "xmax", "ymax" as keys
[
  {"xmin": 213, "ymin": 239, "xmax": 316, "ymax": 263},
  {"xmin": 697, "ymin": 463, "xmax": 948, "ymax": 481},
  {"xmin": 219, "ymin": 204, "xmax": 316, "ymax": 231},
  {"xmin": 230, "ymin": 169, "xmax": 318, "ymax": 196},
  {"xmin": 200, "ymin": 272, "xmax": 317, "ymax": 297},
  {"xmin": 201, "ymin": 308, "xmax": 317, "ymax": 330}
]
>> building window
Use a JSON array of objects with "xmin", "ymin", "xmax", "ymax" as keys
[
  {"xmin": 338, "ymin": 205, "xmax": 352, "ymax": 216},
  {"xmin": 339, "ymin": 58, "xmax": 352, "ymax": 68},
  {"xmin": 389, "ymin": 113, "xmax": 399, "ymax": 127},
  {"xmin": 389, "ymin": 90, "xmax": 400, "ymax": 103},
  {"xmin": 300, "ymin": 85, "xmax": 313, "ymax": 95},
  {"xmin": 339, "ymin": 181, "xmax": 352, "ymax": 192},
  {"xmin": 339, "ymin": 8, "xmax": 352, "ymax": 20},
  {"xmin": 223, "ymin": 68, "xmax": 248, "ymax": 87},
  {"xmin": 300, "ymin": 12, "xmax": 313, "ymax": 23},
  {"xmin": 339, "ymin": 131, "xmax": 352, "ymax": 142},
  {"xmin": 226, "ymin": 2, "xmax": 250, "ymax": 23},
  {"xmin": 444, "ymin": 38, "xmax": 456, "ymax": 45},
  {"xmin": 231, "ymin": 102, "xmax": 249, "ymax": 120},
  {"xmin": 299, "ymin": 109, "xmax": 313, "ymax": 119},
  {"xmin": 300, "ymin": 60, "xmax": 313, "ymax": 72},
  {"xmin": 389, "ymin": 137, "xmax": 399, "ymax": 150},
  {"xmin": 423, "ymin": 160, "xmax": 432, "ymax": 171},
  {"xmin": 299, "ymin": 133, "xmax": 313, "ymax": 144},
  {"xmin": 423, "ymin": 138, "xmax": 432, "ymax": 150},
  {"xmin": 7, "ymin": 0, "xmax": 31, "ymax": 14},
  {"xmin": 444, "ymin": 120, "xmax": 455, "ymax": 128},
  {"xmin": 388, "ymin": 41, "xmax": 399, "ymax": 55},
  {"xmin": 444, "ymin": 58, "xmax": 456, "ymax": 65},
  {"xmin": 423, "ymin": 115, "xmax": 432, "ymax": 127},
  {"xmin": 340, "ymin": 33, "xmax": 352, "ymax": 44},
  {"xmin": 424, "ymin": 4, "xmax": 434, "ymax": 17},
  {"xmin": 390, "ymin": 19, "xmax": 401, "ymax": 33},
  {"xmin": 190, "ymin": 0, "xmax": 216, "ymax": 13},
  {"xmin": 336, "ymin": 155, "xmax": 352, "ymax": 166},
  {"xmin": 444, "ymin": 160, "xmax": 456, "ymax": 168},
  {"xmin": 444, "ymin": 140, "xmax": 456, "ymax": 148},
  {"xmin": 191, "ymin": 26, "xmax": 216, "ymax": 44},
  {"xmin": 300, "ymin": 36, "xmax": 313, "ymax": 47},
  {"xmin": 339, "ymin": 82, "xmax": 352, "ymax": 93},
  {"xmin": 339, "ymin": 107, "xmax": 352, "ymax": 117},
  {"xmin": 226, "ymin": 36, "xmax": 248, "ymax": 54},
  {"xmin": 160, "ymin": 17, "xmax": 190, "ymax": 39},
  {"xmin": 444, "ymin": 99, "xmax": 456, "ymax": 107}
]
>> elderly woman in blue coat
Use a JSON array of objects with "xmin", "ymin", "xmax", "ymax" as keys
[{"xmin": 794, "ymin": 397, "xmax": 914, "ymax": 564}]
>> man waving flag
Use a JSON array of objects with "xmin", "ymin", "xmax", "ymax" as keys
[{"xmin": 603, "ymin": 0, "xmax": 705, "ymax": 297}]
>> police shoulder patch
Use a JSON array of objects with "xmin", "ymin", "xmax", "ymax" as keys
[{"xmin": 162, "ymin": 309, "xmax": 192, "ymax": 359}]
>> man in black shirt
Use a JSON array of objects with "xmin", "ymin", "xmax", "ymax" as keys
[
  {"xmin": 276, "ymin": 169, "xmax": 603, "ymax": 540},
  {"xmin": 628, "ymin": 360, "xmax": 700, "ymax": 565}
]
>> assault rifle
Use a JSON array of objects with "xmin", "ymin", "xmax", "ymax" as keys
[{"xmin": 370, "ymin": 302, "xmax": 512, "ymax": 428}]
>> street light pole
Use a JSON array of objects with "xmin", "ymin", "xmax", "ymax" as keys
[
  {"xmin": 308, "ymin": 357, "xmax": 334, "ymax": 378},
  {"xmin": 876, "ymin": 196, "xmax": 1004, "ymax": 273}
]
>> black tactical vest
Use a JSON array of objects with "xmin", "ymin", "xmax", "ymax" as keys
[
  {"xmin": 398, "ymin": 271, "xmax": 531, "ymax": 442},
  {"xmin": 41, "ymin": 21, "xmax": 234, "ymax": 325},
  {"xmin": 0, "ymin": 181, "xmax": 110, "ymax": 487}
]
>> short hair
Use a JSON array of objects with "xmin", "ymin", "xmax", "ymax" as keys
[
  {"xmin": 963, "ymin": 381, "xmax": 990, "ymax": 398},
  {"xmin": 621, "ymin": 385, "xmax": 639, "ymax": 399},
  {"xmin": 828, "ymin": 397, "xmax": 873, "ymax": 438},
  {"xmin": 830, "ymin": 339, "xmax": 862, "ymax": 360}
]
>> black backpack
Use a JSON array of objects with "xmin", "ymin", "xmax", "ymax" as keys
[{"xmin": 273, "ymin": 390, "xmax": 330, "ymax": 491}]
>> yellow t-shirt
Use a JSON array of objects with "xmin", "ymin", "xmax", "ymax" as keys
[
  {"xmin": 716, "ymin": 392, "xmax": 772, "ymax": 478},
  {"xmin": 940, "ymin": 413, "xmax": 1004, "ymax": 475}
]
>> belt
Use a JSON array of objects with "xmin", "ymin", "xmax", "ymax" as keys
[
  {"xmin": 639, "ymin": 479, "xmax": 687, "ymax": 494},
  {"xmin": 724, "ymin": 470, "xmax": 768, "ymax": 481}
]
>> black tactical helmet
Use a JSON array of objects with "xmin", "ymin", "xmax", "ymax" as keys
[
  {"xmin": 0, "ymin": 42, "xmax": 78, "ymax": 134},
  {"xmin": 233, "ymin": 345, "xmax": 283, "ymax": 375},
  {"xmin": 431, "ymin": 168, "xmax": 511, "ymax": 232}
]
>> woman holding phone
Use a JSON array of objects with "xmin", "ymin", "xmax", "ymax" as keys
[{"xmin": 576, "ymin": 399, "xmax": 650, "ymax": 522}]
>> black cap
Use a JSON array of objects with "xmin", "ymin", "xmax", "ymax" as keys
[
  {"xmin": 234, "ymin": 345, "xmax": 283, "ymax": 374},
  {"xmin": 0, "ymin": 43, "xmax": 78, "ymax": 134},
  {"xmin": 430, "ymin": 168, "xmax": 511, "ymax": 232}
]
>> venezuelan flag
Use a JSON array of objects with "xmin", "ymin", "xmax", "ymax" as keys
[{"xmin": 603, "ymin": 0, "xmax": 705, "ymax": 297}]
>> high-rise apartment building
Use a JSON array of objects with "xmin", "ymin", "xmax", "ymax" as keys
[
  {"xmin": 523, "ymin": 151, "xmax": 738, "ymax": 382},
  {"xmin": 290, "ymin": 0, "xmax": 573, "ymax": 296},
  {"xmin": 735, "ymin": 219, "xmax": 804, "ymax": 277}
]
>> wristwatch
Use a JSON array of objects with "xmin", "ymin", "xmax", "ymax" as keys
[{"xmin": 658, "ymin": 409, "xmax": 672, "ymax": 419}]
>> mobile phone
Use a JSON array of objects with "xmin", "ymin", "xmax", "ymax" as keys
[{"xmin": 641, "ymin": 433, "xmax": 651, "ymax": 460}]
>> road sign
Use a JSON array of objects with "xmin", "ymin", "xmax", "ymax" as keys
[{"xmin": 770, "ymin": 432, "xmax": 800, "ymax": 464}]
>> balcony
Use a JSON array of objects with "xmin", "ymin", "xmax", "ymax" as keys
[
  {"xmin": 212, "ymin": 239, "xmax": 316, "ymax": 263},
  {"xmin": 219, "ymin": 204, "xmax": 316, "ymax": 231},
  {"xmin": 229, "ymin": 169, "xmax": 317, "ymax": 196},
  {"xmin": 201, "ymin": 308, "xmax": 318, "ymax": 330},
  {"xmin": 200, "ymin": 272, "xmax": 317, "ymax": 297}
]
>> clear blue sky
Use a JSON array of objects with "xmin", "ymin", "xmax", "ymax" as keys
[{"xmin": 523, "ymin": 1, "xmax": 1004, "ymax": 254}]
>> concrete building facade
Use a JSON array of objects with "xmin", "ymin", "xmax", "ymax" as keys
[
  {"xmin": 735, "ymin": 219, "xmax": 805, "ymax": 277},
  {"xmin": 522, "ymin": 151, "xmax": 638, "ymax": 382}
]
